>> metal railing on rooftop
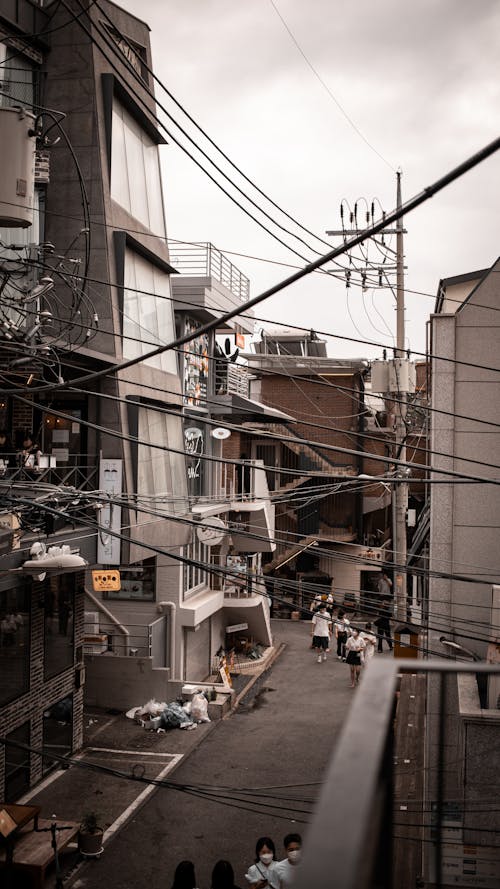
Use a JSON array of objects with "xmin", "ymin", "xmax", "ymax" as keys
[
  {"xmin": 295, "ymin": 659, "xmax": 500, "ymax": 889},
  {"xmin": 169, "ymin": 242, "xmax": 250, "ymax": 301}
]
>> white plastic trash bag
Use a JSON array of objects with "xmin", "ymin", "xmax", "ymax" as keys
[{"xmin": 191, "ymin": 692, "xmax": 211, "ymax": 723}]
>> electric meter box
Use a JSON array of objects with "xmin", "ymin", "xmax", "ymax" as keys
[{"xmin": 0, "ymin": 107, "xmax": 36, "ymax": 228}]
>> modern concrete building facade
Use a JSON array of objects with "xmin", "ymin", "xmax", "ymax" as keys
[
  {"xmin": 424, "ymin": 261, "xmax": 500, "ymax": 886},
  {"xmin": 0, "ymin": 3, "xmax": 279, "ymax": 780}
]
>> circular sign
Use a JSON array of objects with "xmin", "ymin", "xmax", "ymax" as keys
[
  {"xmin": 211, "ymin": 427, "xmax": 231, "ymax": 440},
  {"xmin": 196, "ymin": 516, "xmax": 227, "ymax": 547}
]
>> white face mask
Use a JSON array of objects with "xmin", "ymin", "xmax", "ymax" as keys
[
  {"xmin": 287, "ymin": 850, "xmax": 301, "ymax": 864},
  {"xmin": 260, "ymin": 853, "xmax": 274, "ymax": 865}
]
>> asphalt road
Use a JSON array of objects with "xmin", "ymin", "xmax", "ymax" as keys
[{"xmin": 71, "ymin": 619, "xmax": 356, "ymax": 889}]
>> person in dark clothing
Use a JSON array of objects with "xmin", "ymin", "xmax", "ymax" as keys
[
  {"xmin": 212, "ymin": 860, "xmax": 242, "ymax": 889},
  {"xmin": 172, "ymin": 861, "xmax": 198, "ymax": 889},
  {"xmin": 374, "ymin": 601, "xmax": 393, "ymax": 652},
  {"xmin": 0, "ymin": 430, "xmax": 15, "ymax": 473},
  {"xmin": 17, "ymin": 431, "xmax": 41, "ymax": 472}
]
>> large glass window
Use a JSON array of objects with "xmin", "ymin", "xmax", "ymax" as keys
[
  {"xmin": 123, "ymin": 248, "xmax": 177, "ymax": 374},
  {"xmin": 111, "ymin": 100, "xmax": 165, "ymax": 235},
  {"xmin": 0, "ymin": 46, "xmax": 36, "ymax": 109},
  {"xmin": 0, "ymin": 584, "xmax": 30, "ymax": 706},
  {"xmin": 4, "ymin": 722, "xmax": 30, "ymax": 802},
  {"xmin": 43, "ymin": 695, "xmax": 73, "ymax": 773},
  {"xmin": 104, "ymin": 558, "xmax": 155, "ymax": 601},
  {"xmin": 44, "ymin": 576, "xmax": 75, "ymax": 680},
  {"xmin": 137, "ymin": 407, "xmax": 187, "ymax": 515}
]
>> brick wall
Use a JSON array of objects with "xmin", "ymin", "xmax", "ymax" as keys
[
  {"xmin": 259, "ymin": 374, "xmax": 361, "ymax": 468},
  {"xmin": 0, "ymin": 573, "xmax": 85, "ymax": 800}
]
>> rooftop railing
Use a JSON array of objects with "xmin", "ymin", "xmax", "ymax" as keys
[{"xmin": 170, "ymin": 242, "xmax": 250, "ymax": 301}]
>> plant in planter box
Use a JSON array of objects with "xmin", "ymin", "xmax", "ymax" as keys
[{"xmin": 78, "ymin": 811, "xmax": 104, "ymax": 857}]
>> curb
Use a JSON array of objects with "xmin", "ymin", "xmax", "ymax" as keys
[{"xmin": 227, "ymin": 641, "xmax": 287, "ymax": 716}]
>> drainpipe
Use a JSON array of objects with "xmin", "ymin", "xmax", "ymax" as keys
[
  {"xmin": 158, "ymin": 601, "xmax": 176, "ymax": 679},
  {"xmin": 84, "ymin": 587, "xmax": 130, "ymax": 655}
]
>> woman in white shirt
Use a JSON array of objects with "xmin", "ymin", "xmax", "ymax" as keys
[
  {"xmin": 360, "ymin": 622, "xmax": 377, "ymax": 669},
  {"xmin": 345, "ymin": 628, "xmax": 366, "ymax": 687},
  {"xmin": 245, "ymin": 837, "xmax": 279, "ymax": 889}
]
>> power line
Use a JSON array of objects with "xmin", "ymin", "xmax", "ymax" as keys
[
  {"xmin": 268, "ymin": 0, "xmax": 395, "ymax": 173},
  {"xmin": 8, "ymin": 385, "xmax": 500, "ymax": 493},
  {"xmin": 6, "ymin": 126, "xmax": 500, "ymax": 403}
]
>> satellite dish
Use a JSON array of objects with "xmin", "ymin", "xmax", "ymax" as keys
[{"xmin": 211, "ymin": 427, "xmax": 231, "ymax": 440}]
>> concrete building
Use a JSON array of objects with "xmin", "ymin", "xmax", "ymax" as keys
[
  {"xmin": 0, "ymin": 0, "xmax": 278, "ymax": 796},
  {"xmin": 241, "ymin": 328, "xmax": 393, "ymax": 613},
  {"xmin": 424, "ymin": 261, "xmax": 500, "ymax": 885}
]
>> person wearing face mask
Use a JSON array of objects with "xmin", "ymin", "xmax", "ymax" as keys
[
  {"xmin": 245, "ymin": 837, "xmax": 279, "ymax": 889},
  {"xmin": 345, "ymin": 627, "xmax": 366, "ymax": 687},
  {"xmin": 275, "ymin": 833, "xmax": 302, "ymax": 889}
]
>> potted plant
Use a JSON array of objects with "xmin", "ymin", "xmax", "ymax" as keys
[{"xmin": 78, "ymin": 811, "xmax": 104, "ymax": 857}]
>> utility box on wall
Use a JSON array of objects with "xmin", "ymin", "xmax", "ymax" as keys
[
  {"xmin": 0, "ymin": 107, "xmax": 36, "ymax": 227},
  {"xmin": 371, "ymin": 359, "xmax": 416, "ymax": 394}
]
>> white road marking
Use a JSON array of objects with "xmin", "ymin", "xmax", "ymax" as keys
[
  {"xmin": 86, "ymin": 747, "xmax": 177, "ymax": 757},
  {"xmin": 102, "ymin": 753, "xmax": 183, "ymax": 844}
]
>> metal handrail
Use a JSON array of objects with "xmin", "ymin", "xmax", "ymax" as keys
[{"xmin": 295, "ymin": 659, "xmax": 500, "ymax": 889}]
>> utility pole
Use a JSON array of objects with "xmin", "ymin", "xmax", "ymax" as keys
[
  {"xmin": 393, "ymin": 170, "xmax": 408, "ymax": 622},
  {"xmin": 327, "ymin": 172, "xmax": 412, "ymax": 623}
]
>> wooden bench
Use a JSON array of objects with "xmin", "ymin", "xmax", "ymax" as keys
[{"xmin": 0, "ymin": 818, "xmax": 80, "ymax": 889}]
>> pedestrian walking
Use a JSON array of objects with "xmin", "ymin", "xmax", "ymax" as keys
[
  {"xmin": 275, "ymin": 834, "xmax": 302, "ymax": 889},
  {"xmin": 360, "ymin": 622, "xmax": 377, "ymax": 669},
  {"xmin": 245, "ymin": 837, "xmax": 279, "ymax": 889},
  {"xmin": 345, "ymin": 628, "xmax": 365, "ymax": 687},
  {"xmin": 374, "ymin": 601, "xmax": 393, "ymax": 652},
  {"xmin": 172, "ymin": 861, "xmax": 199, "ymax": 889},
  {"xmin": 310, "ymin": 603, "xmax": 332, "ymax": 663},
  {"xmin": 335, "ymin": 610, "xmax": 350, "ymax": 660},
  {"xmin": 212, "ymin": 860, "xmax": 242, "ymax": 889}
]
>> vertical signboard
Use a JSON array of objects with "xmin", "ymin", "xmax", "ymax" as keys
[
  {"xmin": 97, "ymin": 459, "xmax": 122, "ymax": 565},
  {"xmin": 183, "ymin": 317, "xmax": 210, "ymax": 406},
  {"xmin": 184, "ymin": 422, "xmax": 205, "ymax": 499}
]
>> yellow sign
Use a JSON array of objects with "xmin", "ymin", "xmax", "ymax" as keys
[{"xmin": 92, "ymin": 569, "xmax": 121, "ymax": 591}]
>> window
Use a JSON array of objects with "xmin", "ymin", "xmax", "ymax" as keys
[
  {"xmin": 123, "ymin": 248, "xmax": 177, "ymax": 374},
  {"xmin": 0, "ymin": 584, "xmax": 30, "ymax": 706},
  {"xmin": 44, "ymin": 576, "xmax": 75, "ymax": 680},
  {"xmin": 43, "ymin": 695, "xmax": 72, "ymax": 773},
  {"xmin": 4, "ymin": 722, "xmax": 30, "ymax": 802},
  {"xmin": 0, "ymin": 46, "xmax": 37, "ymax": 110},
  {"xmin": 104, "ymin": 558, "xmax": 155, "ymax": 601},
  {"xmin": 111, "ymin": 100, "xmax": 165, "ymax": 235},
  {"xmin": 137, "ymin": 406, "xmax": 188, "ymax": 515},
  {"xmin": 183, "ymin": 536, "xmax": 210, "ymax": 598}
]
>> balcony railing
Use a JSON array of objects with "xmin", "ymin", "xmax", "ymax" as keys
[
  {"xmin": 215, "ymin": 362, "xmax": 249, "ymax": 397},
  {"xmin": 295, "ymin": 659, "xmax": 500, "ymax": 889},
  {"xmin": 83, "ymin": 621, "xmax": 154, "ymax": 658},
  {"xmin": 0, "ymin": 456, "xmax": 98, "ymax": 491},
  {"xmin": 169, "ymin": 241, "xmax": 250, "ymax": 301}
]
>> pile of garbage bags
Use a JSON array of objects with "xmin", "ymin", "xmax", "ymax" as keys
[{"xmin": 126, "ymin": 693, "xmax": 211, "ymax": 732}]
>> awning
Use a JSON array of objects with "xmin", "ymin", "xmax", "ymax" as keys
[{"xmin": 210, "ymin": 393, "xmax": 295, "ymax": 423}]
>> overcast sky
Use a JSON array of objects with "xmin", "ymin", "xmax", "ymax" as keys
[{"xmin": 118, "ymin": 0, "xmax": 500, "ymax": 359}]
